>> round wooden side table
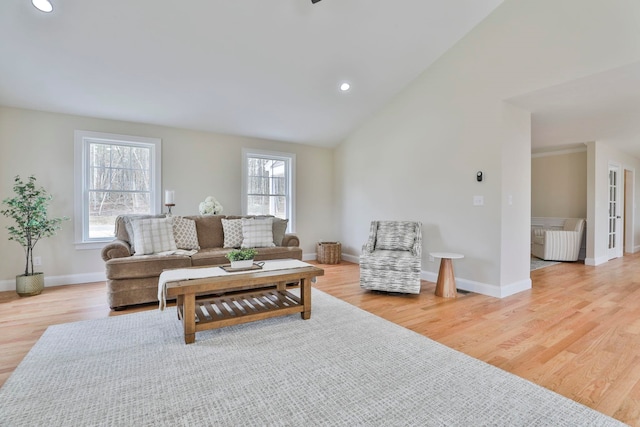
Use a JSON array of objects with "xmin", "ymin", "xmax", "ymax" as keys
[{"xmin": 430, "ymin": 252, "xmax": 464, "ymax": 298}]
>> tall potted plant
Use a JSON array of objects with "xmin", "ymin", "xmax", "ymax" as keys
[{"xmin": 1, "ymin": 175, "xmax": 68, "ymax": 296}]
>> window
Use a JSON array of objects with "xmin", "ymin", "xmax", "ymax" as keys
[
  {"xmin": 242, "ymin": 149, "xmax": 295, "ymax": 231},
  {"xmin": 74, "ymin": 131, "xmax": 161, "ymax": 248}
]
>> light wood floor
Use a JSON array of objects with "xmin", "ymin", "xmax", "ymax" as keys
[{"xmin": 1, "ymin": 254, "xmax": 639, "ymax": 425}]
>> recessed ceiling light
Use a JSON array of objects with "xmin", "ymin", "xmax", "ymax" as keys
[
  {"xmin": 32, "ymin": 0, "xmax": 53, "ymax": 12},
  {"xmin": 340, "ymin": 82, "xmax": 351, "ymax": 92}
]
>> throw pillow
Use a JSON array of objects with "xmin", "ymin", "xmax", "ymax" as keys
[
  {"xmin": 172, "ymin": 216, "xmax": 200, "ymax": 250},
  {"xmin": 375, "ymin": 222, "xmax": 416, "ymax": 251},
  {"xmin": 271, "ymin": 217, "xmax": 289, "ymax": 246},
  {"xmin": 221, "ymin": 218, "xmax": 244, "ymax": 248},
  {"xmin": 122, "ymin": 214, "xmax": 165, "ymax": 254},
  {"xmin": 256, "ymin": 216, "xmax": 289, "ymax": 246},
  {"xmin": 131, "ymin": 218, "xmax": 177, "ymax": 255},
  {"xmin": 241, "ymin": 218, "xmax": 275, "ymax": 248}
]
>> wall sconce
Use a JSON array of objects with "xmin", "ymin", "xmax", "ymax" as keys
[{"xmin": 164, "ymin": 190, "xmax": 175, "ymax": 215}]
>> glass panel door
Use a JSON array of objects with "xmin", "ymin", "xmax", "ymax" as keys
[{"xmin": 608, "ymin": 164, "xmax": 622, "ymax": 259}]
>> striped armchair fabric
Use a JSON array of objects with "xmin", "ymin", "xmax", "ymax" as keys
[
  {"xmin": 359, "ymin": 221, "xmax": 422, "ymax": 294},
  {"xmin": 531, "ymin": 218, "xmax": 585, "ymax": 261}
]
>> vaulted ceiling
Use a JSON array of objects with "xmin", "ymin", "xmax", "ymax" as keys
[
  {"xmin": 2, "ymin": 1, "xmax": 639, "ymax": 159},
  {"xmin": 0, "ymin": 0, "xmax": 503, "ymax": 147}
]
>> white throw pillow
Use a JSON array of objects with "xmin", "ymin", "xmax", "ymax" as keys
[
  {"xmin": 221, "ymin": 218, "xmax": 244, "ymax": 248},
  {"xmin": 122, "ymin": 214, "xmax": 164, "ymax": 254},
  {"xmin": 241, "ymin": 218, "xmax": 275, "ymax": 248},
  {"xmin": 172, "ymin": 216, "xmax": 200, "ymax": 250},
  {"xmin": 131, "ymin": 218, "xmax": 177, "ymax": 255},
  {"xmin": 255, "ymin": 216, "xmax": 289, "ymax": 246}
]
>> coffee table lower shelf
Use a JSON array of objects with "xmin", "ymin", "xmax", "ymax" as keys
[{"xmin": 177, "ymin": 289, "xmax": 303, "ymax": 331}]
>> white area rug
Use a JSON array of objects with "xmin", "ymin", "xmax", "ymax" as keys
[
  {"xmin": 531, "ymin": 256, "xmax": 561, "ymax": 271},
  {"xmin": 0, "ymin": 289, "xmax": 623, "ymax": 426}
]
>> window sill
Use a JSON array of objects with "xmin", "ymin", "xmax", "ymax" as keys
[{"xmin": 75, "ymin": 241, "xmax": 110, "ymax": 251}]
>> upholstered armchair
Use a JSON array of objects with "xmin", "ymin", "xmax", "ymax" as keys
[
  {"xmin": 360, "ymin": 221, "xmax": 422, "ymax": 294},
  {"xmin": 531, "ymin": 218, "xmax": 585, "ymax": 261}
]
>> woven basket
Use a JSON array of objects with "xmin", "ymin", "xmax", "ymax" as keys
[{"xmin": 317, "ymin": 242, "xmax": 341, "ymax": 264}]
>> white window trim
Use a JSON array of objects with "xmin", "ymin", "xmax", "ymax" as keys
[
  {"xmin": 241, "ymin": 148, "xmax": 296, "ymax": 232},
  {"xmin": 73, "ymin": 130, "xmax": 162, "ymax": 250}
]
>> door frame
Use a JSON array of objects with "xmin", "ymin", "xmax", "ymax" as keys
[{"xmin": 624, "ymin": 168, "xmax": 635, "ymax": 254}]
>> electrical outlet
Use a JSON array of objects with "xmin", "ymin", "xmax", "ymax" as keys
[
  {"xmin": 428, "ymin": 255, "xmax": 434, "ymax": 262},
  {"xmin": 33, "ymin": 256, "xmax": 42, "ymax": 266},
  {"xmin": 473, "ymin": 195, "xmax": 484, "ymax": 206}
]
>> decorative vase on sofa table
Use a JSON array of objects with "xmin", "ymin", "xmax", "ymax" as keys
[{"xmin": 16, "ymin": 273, "xmax": 44, "ymax": 297}]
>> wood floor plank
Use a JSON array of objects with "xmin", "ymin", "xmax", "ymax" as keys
[{"xmin": 1, "ymin": 255, "xmax": 640, "ymax": 425}]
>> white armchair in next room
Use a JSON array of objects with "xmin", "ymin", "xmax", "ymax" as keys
[{"xmin": 532, "ymin": 218, "xmax": 585, "ymax": 262}]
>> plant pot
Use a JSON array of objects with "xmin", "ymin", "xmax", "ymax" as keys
[
  {"xmin": 16, "ymin": 273, "xmax": 44, "ymax": 297},
  {"xmin": 230, "ymin": 259, "xmax": 254, "ymax": 269}
]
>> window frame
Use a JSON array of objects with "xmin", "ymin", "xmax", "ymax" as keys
[
  {"xmin": 74, "ymin": 130, "xmax": 162, "ymax": 249},
  {"xmin": 241, "ymin": 148, "xmax": 296, "ymax": 232}
]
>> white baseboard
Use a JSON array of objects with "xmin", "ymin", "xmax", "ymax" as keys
[
  {"xmin": 341, "ymin": 253, "xmax": 359, "ymax": 264},
  {"xmin": 463, "ymin": 277, "xmax": 531, "ymax": 298},
  {"xmin": 584, "ymin": 256, "xmax": 609, "ymax": 266},
  {"xmin": 303, "ymin": 253, "xmax": 318, "ymax": 262},
  {"xmin": 306, "ymin": 252, "xmax": 359, "ymax": 264},
  {"xmin": 421, "ymin": 270, "xmax": 438, "ymax": 283},
  {"xmin": 425, "ymin": 271, "xmax": 531, "ymax": 298},
  {"xmin": 0, "ymin": 272, "xmax": 107, "ymax": 293}
]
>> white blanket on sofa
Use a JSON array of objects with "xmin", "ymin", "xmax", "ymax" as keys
[{"xmin": 157, "ymin": 259, "xmax": 312, "ymax": 310}]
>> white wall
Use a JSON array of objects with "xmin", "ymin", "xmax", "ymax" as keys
[
  {"xmin": 335, "ymin": 0, "xmax": 640, "ymax": 297},
  {"xmin": 0, "ymin": 107, "xmax": 337, "ymax": 290},
  {"xmin": 532, "ymin": 150, "xmax": 588, "ymax": 218}
]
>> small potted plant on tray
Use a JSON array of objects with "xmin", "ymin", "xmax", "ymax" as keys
[{"xmin": 225, "ymin": 248, "xmax": 258, "ymax": 269}]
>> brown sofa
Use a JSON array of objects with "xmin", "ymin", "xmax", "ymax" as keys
[{"xmin": 101, "ymin": 214, "xmax": 302, "ymax": 310}]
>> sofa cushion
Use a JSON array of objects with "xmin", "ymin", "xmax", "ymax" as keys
[
  {"xmin": 188, "ymin": 215, "xmax": 225, "ymax": 249},
  {"xmin": 375, "ymin": 222, "xmax": 416, "ymax": 251},
  {"xmin": 221, "ymin": 218, "xmax": 244, "ymax": 248},
  {"xmin": 131, "ymin": 218, "xmax": 177, "ymax": 255},
  {"xmin": 241, "ymin": 218, "xmax": 275, "ymax": 248},
  {"xmin": 190, "ymin": 248, "xmax": 235, "ymax": 267},
  {"xmin": 172, "ymin": 216, "xmax": 200, "ymax": 250},
  {"xmin": 117, "ymin": 214, "xmax": 166, "ymax": 254},
  {"xmin": 190, "ymin": 246, "xmax": 303, "ymax": 267},
  {"xmin": 106, "ymin": 254, "xmax": 192, "ymax": 280},
  {"xmin": 256, "ymin": 216, "xmax": 289, "ymax": 246},
  {"xmin": 272, "ymin": 218, "xmax": 288, "ymax": 246}
]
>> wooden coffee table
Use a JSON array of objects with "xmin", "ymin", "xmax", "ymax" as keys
[{"xmin": 165, "ymin": 265, "xmax": 324, "ymax": 344}]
